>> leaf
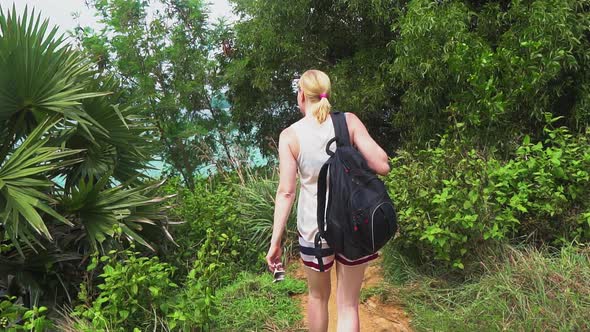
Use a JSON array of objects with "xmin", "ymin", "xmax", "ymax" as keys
[
  {"xmin": 131, "ymin": 284, "xmax": 138, "ymax": 295},
  {"xmin": 149, "ymin": 286, "xmax": 160, "ymax": 296},
  {"xmin": 523, "ymin": 135, "xmax": 530, "ymax": 145},
  {"xmin": 463, "ymin": 200, "xmax": 472, "ymax": 209},
  {"xmin": 119, "ymin": 310, "xmax": 129, "ymax": 320},
  {"xmin": 111, "ymin": 104, "xmax": 129, "ymax": 130}
]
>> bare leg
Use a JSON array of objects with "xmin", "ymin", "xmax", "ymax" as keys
[
  {"xmin": 335, "ymin": 261, "xmax": 368, "ymax": 332},
  {"xmin": 304, "ymin": 265, "xmax": 332, "ymax": 332}
]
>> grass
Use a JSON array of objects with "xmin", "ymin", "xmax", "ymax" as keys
[
  {"xmin": 213, "ymin": 271, "xmax": 307, "ymax": 331},
  {"xmin": 382, "ymin": 242, "xmax": 590, "ymax": 331},
  {"xmin": 360, "ymin": 283, "xmax": 392, "ymax": 303},
  {"xmin": 234, "ymin": 169, "xmax": 300, "ymax": 259}
]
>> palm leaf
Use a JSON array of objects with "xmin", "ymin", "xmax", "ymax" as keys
[
  {"xmin": 0, "ymin": 118, "xmax": 82, "ymax": 241},
  {"xmin": 0, "ymin": 5, "xmax": 108, "ymax": 137},
  {"xmin": 59, "ymin": 175, "xmax": 173, "ymax": 252},
  {"xmin": 53, "ymin": 75, "xmax": 156, "ymax": 187}
]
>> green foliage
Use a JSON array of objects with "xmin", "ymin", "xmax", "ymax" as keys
[
  {"xmin": 0, "ymin": 297, "xmax": 53, "ymax": 331},
  {"xmin": 0, "ymin": 118, "xmax": 81, "ymax": 244},
  {"xmin": 213, "ymin": 271, "xmax": 306, "ymax": 331},
  {"xmin": 386, "ymin": 120, "xmax": 590, "ymax": 268},
  {"xmin": 79, "ymin": 0, "xmax": 252, "ymax": 189},
  {"xmin": 0, "ymin": 6, "xmax": 107, "ymax": 135},
  {"xmin": 0, "ymin": 5, "xmax": 173, "ymax": 313},
  {"xmin": 230, "ymin": 0, "xmax": 590, "ymax": 152},
  {"xmin": 161, "ymin": 176, "xmax": 259, "ymax": 282},
  {"xmin": 72, "ymin": 240, "xmax": 220, "ymax": 331},
  {"xmin": 386, "ymin": 244, "xmax": 590, "ymax": 331},
  {"xmin": 169, "ymin": 248, "xmax": 218, "ymax": 331},
  {"xmin": 73, "ymin": 248, "xmax": 181, "ymax": 331},
  {"xmin": 228, "ymin": 0, "xmax": 404, "ymax": 155},
  {"xmin": 63, "ymin": 76, "xmax": 157, "ymax": 186},
  {"xmin": 234, "ymin": 170, "xmax": 299, "ymax": 257},
  {"xmin": 58, "ymin": 176, "xmax": 176, "ymax": 252},
  {"xmin": 387, "ymin": 138, "xmax": 500, "ymax": 268},
  {"xmin": 391, "ymin": 0, "xmax": 590, "ymax": 147},
  {"xmin": 502, "ymin": 122, "xmax": 590, "ymax": 243},
  {"xmin": 162, "ymin": 169, "xmax": 299, "ymax": 283},
  {"xmin": 72, "ymin": 166, "xmax": 304, "ymax": 331}
]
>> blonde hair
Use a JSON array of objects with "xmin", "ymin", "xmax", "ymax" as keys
[{"xmin": 298, "ymin": 69, "xmax": 332, "ymax": 123}]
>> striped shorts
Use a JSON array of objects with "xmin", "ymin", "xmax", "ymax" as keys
[{"xmin": 298, "ymin": 236, "xmax": 379, "ymax": 272}]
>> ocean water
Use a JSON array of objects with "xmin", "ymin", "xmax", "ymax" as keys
[{"xmin": 145, "ymin": 146, "xmax": 270, "ymax": 179}]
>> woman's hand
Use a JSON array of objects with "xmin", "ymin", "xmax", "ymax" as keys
[{"xmin": 266, "ymin": 243, "xmax": 282, "ymax": 272}]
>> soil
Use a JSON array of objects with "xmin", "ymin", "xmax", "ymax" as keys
[{"xmin": 289, "ymin": 256, "xmax": 414, "ymax": 332}]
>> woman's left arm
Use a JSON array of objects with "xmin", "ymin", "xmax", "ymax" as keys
[{"xmin": 266, "ymin": 128, "xmax": 298, "ymax": 269}]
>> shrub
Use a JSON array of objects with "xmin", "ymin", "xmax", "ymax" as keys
[
  {"xmin": 72, "ymin": 248, "xmax": 180, "ymax": 331},
  {"xmin": 161, "ymin": 176, "xmax": 260, "ymax": 282},
  {"xmin": 0, "ymin": 297, "xmax": 52, "ymax": 331},
  {"xmin": 233, "ymin": 170, "xmax": 299, "ymax": 259},
  {"xmin": 391, "ymin": 0, "xmax": 590, "ymax": 148},
  {"xmin": 161, "ymin": 168, "xmax": 299, "ymax": 285},
  {"xmin": 167, "ymin": 239, "xmax": 218, "ymax": 331},
  {"xmin": 386, "ymin": 120, "xmax": 590, "ymax": 268}
]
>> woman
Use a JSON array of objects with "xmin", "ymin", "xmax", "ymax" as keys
[{"xmin": 266, "ymin": 69, "xmax": 390, "ymax": 332}]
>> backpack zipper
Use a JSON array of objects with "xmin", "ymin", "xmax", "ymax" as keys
[
  {"xmin": 338, "ymin": 153, "xmax": 352, "ymax": 172},
  {"xmin": 370, "ymin": 201, "xmax": 391, "ymax": 252}
]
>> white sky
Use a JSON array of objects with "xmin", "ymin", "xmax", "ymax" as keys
[{"xmin": 0, "ymin": 0, "xmax": 235, "ymax": 36}]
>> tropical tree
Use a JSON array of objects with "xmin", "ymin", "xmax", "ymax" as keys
[
  {"xmin": 0, "ymin": 5, "xmax": 172, "ymax": 308},
  {"xmin": 228, "ymin": 0, "xmax": 590, "ymax": 153},
  {"xmin": 76, "ymin": 0, "xmax": 252, "ymax": 189},
  {"xmin": 227, "ymin": 0, "xmax": 406, "ymax": 155},
  {"xmin": 391, "ymin": 0, "xmax": 590, "ymax": 150}
]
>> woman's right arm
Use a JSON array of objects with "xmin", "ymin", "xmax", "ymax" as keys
[
  {"xmin": 266, "ymin": 127, "xmax": 298, "ymax": 271},
  {"xmin": 346, "ymin": 112, "xmax": 390, "ymax": 176}
]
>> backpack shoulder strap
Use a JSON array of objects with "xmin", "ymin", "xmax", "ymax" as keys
[
  {"xmin": 315, "ymin": 159, "xmax": 331, "ymax": 272},
  {"xmin": 330, "ymin": 112, "xmax": 351, "ymax": 147}
]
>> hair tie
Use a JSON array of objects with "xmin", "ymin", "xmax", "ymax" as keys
[{"xmin": 319, "ymin": 93, "xmax": 328, "ymax": 99}]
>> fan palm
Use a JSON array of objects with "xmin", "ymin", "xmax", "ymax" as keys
[
  {"xmin": 0, "ymin": 4, "xmax": 168, "ymax": 251},
  {"xmin": 58, "ymin": 76, "xmax": 157, "ymax": 187},
  {"xmin": 0, "ymin": 5, "xmax": 174, "ymax": 309},
  {"xmin": 58, "ymin": 175, "xmax": 176, "ymax": 252},
  {"xmin": 0, "ymin": 5, "xmax": 107, "ymax": 155},
  {"xmin": 0, "ymin": 118, "xmax": 82, "ymax": 253}
]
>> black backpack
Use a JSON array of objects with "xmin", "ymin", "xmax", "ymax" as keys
[{"xmin": 314, "ymin": 112, "xmax": 397, "ymax": 271}]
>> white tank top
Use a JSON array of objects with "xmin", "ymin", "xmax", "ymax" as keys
[{"xmin": 289, "ymin": 115, "xmax": 337, "ymax": 243}]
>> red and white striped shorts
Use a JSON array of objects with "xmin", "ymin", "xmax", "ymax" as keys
[{"xmin": 298, "ymin": 236, "xmax": 379, "ymax": 272}]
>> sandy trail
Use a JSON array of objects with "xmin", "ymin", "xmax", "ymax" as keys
[{"xmin": 290, "ymin": 256, "xmax": 413, "ymax": 332}]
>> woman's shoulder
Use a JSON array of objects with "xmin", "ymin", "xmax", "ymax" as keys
[
  {"xmin": 344, "ymin": 112, "xmax": 360, "ymax": 123},
  {"xmin": 281, "ymin": 120, "xmax": 302, "ymax": 144},
  {"xmin": 344, "ymin": 112, "xmax": 363, "ymax": 131},
  {"xmin": 279, "ymin": 125, "xmax": 300, "ymax": 160}
]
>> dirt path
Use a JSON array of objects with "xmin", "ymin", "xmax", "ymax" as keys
[{"xmin": 290, "ymin": 256, "xmax": 413, "ymax": 332}]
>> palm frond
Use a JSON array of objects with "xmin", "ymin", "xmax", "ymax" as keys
[
  {"xmin": 0, "ymin": 118, "xmax": 83, "ymax": 243},
  {"xmin": 55, "ymin": 75, "xmax": 156, "ymax": 187},
  {"xmin": 0, "ymin": 5, "xmax": 108, "ymax": 137},
  {"xmin": 58, "ymin": 175, "xmax": 173, "ymax": 252}
]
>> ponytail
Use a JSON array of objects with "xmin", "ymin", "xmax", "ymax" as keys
[
  {"xmin": 299, "ymin": 69, "xmax": 332, "ymax": 124},
  {"xmin": 312, "ymin": 97, "xmax": 331, "ymax": 123}
]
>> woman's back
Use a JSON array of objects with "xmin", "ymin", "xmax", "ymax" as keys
[{"xmin": 290, "ymin": 115, "xmax": 335, "ymax": 243}]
